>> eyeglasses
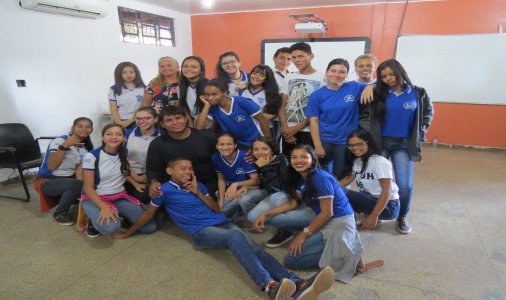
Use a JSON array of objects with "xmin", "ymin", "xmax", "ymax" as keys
[
  {"xmin": 221, "ymin": 60, "xmax": 237, "ymax": 66},
  {"xmin": 134, "ymin": 116, "xmax": 153, "ymax": 122},
  {"xmin": 346, "ymin": 141, "xmax": 367, "ymax": 150}
]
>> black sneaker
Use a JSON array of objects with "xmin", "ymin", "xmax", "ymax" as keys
[
  {"xmin": 293, "ymin": 266, "xmax": 335, "ymax": 300},
  {"xmin": 396, "ymin": 217, "xmax": 412, "ymax": 234},
  {"xmin": 265, "ymin": 230, "xmax": 293, "ymax": 248},
  {"xmin": 53, "ymin": 212, "xmax": 74, "ymax": 226},
  {"xmin": 86, "ymin": 220, "xmax": 100, "ymax": 238},
  {"xmin": 265, "ymin": 279, "xmax": 296, "ymax": 300}
]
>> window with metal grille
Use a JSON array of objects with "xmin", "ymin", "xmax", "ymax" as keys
[{"xmin": 118, "ymin": 7, "xmax": 175, "ymax": 47}]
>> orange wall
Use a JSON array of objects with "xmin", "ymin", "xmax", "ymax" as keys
[{"xmin": 191, "ymin": 0, "xmax": 506, "ymax": 148}]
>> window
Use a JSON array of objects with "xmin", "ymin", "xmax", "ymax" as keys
[{"xmin": 118, "ymin": 7, "xmax": 175, "ymax": 47}]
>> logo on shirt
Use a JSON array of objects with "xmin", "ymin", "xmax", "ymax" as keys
[
  {"xmin": 235, "ymin": 115, "xmax": 246, "ymax": 122},
  {"xmin": 257, "ymin": 97, "xmax": 266, "ymax": 104},
  {"xmin": 344, "ymin": 95, "xmax": 355, "ymax": 102},
  {"xmin": 236, "ymin": 168, "xmax": 246, "ymax": 175},
  {"xmin": 403, "ymin": 101, "xmax": 416, "ymax": 110},
  {"xmin": 137, "ymin": 95, "xmax": 143, "ymax": 102}
]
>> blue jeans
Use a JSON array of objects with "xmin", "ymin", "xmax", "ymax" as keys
[
  {"xmin": 192, "ymin": 220, "xmax": 300, "ymax": 288},
  {"xmin": 40, "ymin": 178, "xmax": 83, "ymax": 214},
  {"xmin": 283, "ymin": 231, "xmax": 325, "ymax": 269},
  {"xmin": 82, "ymin": 199, "xmax": 157, "ymax": 235},
  {"xmin": 247, "ymin": 192, "xmax": 315, "ymax": 231},
  {"xmin": 320, "ymin": 142, "xmax": 347, "ymax": 180},
  {"xmin": 346, "ymin": 190, "xmax": 400, "ymax": 220},
  {"xmin": 380, "ymin": 137, "xmax": 414, "ymax": 218},
  {"xmin": 222, "ymin": 189, "xmax": 269, "ymax": 220}
]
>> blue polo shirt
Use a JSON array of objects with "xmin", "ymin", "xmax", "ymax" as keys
[
  {"xmin": 306, "ymin": 82, "xmax": 366, "ymax": 144},
  {"xmin": 381, "ymin": 85, "xmax": 417, "ymax": 137},
  {"xmin": 297, "ymin": 168, "xmax": 353, "ymax": 218},
  {"xmin": 208, "ymin": 96, "xmax": 262, "ymax": 147},
  {"xmin": 211, "ymin": 149, "xmax": 257, "ymax": 186},
  {"xmin": 151, "ymin": 180, "xmax": 228, "ymax": 235}
]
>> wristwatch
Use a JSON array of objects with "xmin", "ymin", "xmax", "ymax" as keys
[
  {"xmin": 303, "ymin": 227, "xmax": 313, "ymax": 235},
  {"xmin": 58, "ymin": 145, "xmax": 69, "ymax": 151}
]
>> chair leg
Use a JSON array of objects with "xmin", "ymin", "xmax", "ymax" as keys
[
  {"xmin": 0, "ymin": 168, "xmax": 31, "ymax": 202},
  {"xmin": 19, "ymin": 169, "xmax": 31, "ymax": 202}
]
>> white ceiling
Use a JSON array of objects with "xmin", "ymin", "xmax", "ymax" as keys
[{"xmin": 137, "ymin": 0, "xmax": 405, "ymax": 15}]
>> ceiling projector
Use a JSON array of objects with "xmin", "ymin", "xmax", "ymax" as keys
[{"xmin": 294, "ymin": 22, "xmax": 327, "ymax": 33}]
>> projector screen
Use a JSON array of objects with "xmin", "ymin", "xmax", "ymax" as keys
[
  {"xmin": 261, "ymin": 38, "xmax": 371, "ymax": 81},
  {"xmin": 396, "ymin": 34, "xmax": 506, "ymax": 105}
]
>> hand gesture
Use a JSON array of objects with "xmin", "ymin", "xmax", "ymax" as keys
[
  {"xmin": 315, "ymin": 145, "xmax": 326, "ymax": 159},
  {"xmin": 254, "ymin": 213, "xmax": 267, "ymax": 232},
  {"xmin": 225, "ymin": 184, "xmax": 238, "ymax": 201},
  {"xmin": 199, "ymin": 95, "xmax": 211, "ymax": 106},
  {"xmin": 149, "ymin": 181, "xmax": 162, "ymax": 198},
  {"xmin": 288, "ymin": 233, "xmax": 307, "ymax": 257},
  {"xmin": 255, "ymin": 156, "xmax": 272, "ymax": 168},
  {"xmin": 98, "ymin": 206, "xmax": 119, "ymax": 226},
  {"xmin": 111, "ymin": 230, "xmax": 129, "ymax": 239},
  {"xmin": 134, "ymin": 182, "xmax": 146, "ymax": 193},
  {"xmin": 63, "ymin": 134, "xmax": 84, "ymax": 148},
  {"xmin": 360, "ymin": 214, "xmax": 379, "ymax": 230},
  {"xmin": 183, "ymin": 171, "xmax": 199, "ymax": 195},
  {"xmin": 234, "ymin": 186, "xmax": 248, "ymax": 200}
]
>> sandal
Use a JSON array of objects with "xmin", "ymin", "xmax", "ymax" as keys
[{"xmin": 356, "ymin": 259, "xmax": 384, "ymax": 273}]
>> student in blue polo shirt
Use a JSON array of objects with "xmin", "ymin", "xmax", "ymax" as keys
[
  {"xmin": 211, "ymin": 132, "xmax": 265, "ymax": 219},
  {"xmin": 111, "ymin": 157, "xmax": 335, "ymax": 299},
  {"xmin": 124, "ymin": 106, "xmax": 164, "ymax": 203},
  {"xmin": 306, "ymin": 58, "xmax": 368, "ymax": 180},
  {"xmin": 254, "ymin": 145, "xmax": 383, "ymax": 283},
  {"xmin": 360, "ymin": 59, "xmax": 434, "ymax": 234},
  {"xmin": 216, "ymin": 51, "xmax": 249, "ymax": 96},
  {"xmin": 195, "ymin": 79, "xmax": 271, "ymax": 149},
  {"xmin": 108, "ymin": 62, "xmax": 146, "ymax": 129}
]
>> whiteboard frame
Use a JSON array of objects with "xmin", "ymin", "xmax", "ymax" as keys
[{"xmin": 396, "ymin": 34, "xmax": 506, "ymax": 106}]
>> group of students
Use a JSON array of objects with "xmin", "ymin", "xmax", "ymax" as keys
[{"xmin": 34, "ymin": 42, "xmax": 433, "ymax": 299}]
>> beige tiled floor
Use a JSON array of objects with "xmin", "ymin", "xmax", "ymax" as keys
[{"xmin": 1, "ymin": 146, "xmax": 505, "ymax": 299}]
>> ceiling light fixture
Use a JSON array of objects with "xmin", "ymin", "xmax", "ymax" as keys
[{"xmin": 202, "ymin": 0, "xmax": 214, "ymax": 8}]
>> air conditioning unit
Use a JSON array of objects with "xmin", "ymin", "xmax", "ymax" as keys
[{"xmin": 19, "ymin": 0, "xmax": 108, "ymax": 18}]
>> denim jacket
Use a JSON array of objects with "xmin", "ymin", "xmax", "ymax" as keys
[{"xmin": 359, "ymin": 86, "xmax": 434, "ymax": 162}]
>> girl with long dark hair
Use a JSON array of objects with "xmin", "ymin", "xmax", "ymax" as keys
[
  {"xmin": 340, "ymin": 129, "xmax": 400, "ymax": 230},
  {"xmin": 216, "ymin": 51, "xmax": 248, "ymax": 96},
  {"xmin": 37, "ymin": 117, "xmax": 94, "ymax": 225},
  {"xmin": 81, "ymin": 124, "xmax": 156, "ymax": 237},
  {"xmin": 108, "ymin": 62, "xmax": 146, "ymax": 129},
  {"xmin": 360, "ymin": 59, "xmax": 434, "ymax": 234},
  {"xmin": 254, "ymin": 145, "xmax": 383, "ymax": 283}
]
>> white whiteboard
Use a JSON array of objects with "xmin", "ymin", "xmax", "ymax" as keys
[
  {"xmin": 396, "ymin": 34, "xmax": 506, "ymax": 105},
  {"xmin": 261, "ymin": 38, "xmax": 370, "ymax": 81}
]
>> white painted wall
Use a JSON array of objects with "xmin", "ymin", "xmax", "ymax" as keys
[{"xmin": 0, "ymin": 0, "xmax": 193, "ymax": 181}]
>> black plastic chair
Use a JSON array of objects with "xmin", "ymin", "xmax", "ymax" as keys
[{"xmin": 0, "ymin": 123, "xmax": 55, "ymax": 202}]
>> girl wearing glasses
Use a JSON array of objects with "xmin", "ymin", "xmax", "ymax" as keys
[
  {"xmin": 108, "ymin": 62, "xmax": 146, "ymax": 129},
  {"xmin": 124, "ymin": 106, "xmax": 164, "ymax": 203},
  {"xmin": 216, "ymin": 51, "xmax": 248, "ymax": 96},
  {"xmin": 360, "ymin": 59, "xmax": 434, "ymax": 234},
  {"xmin": 340, "ymin": 129, "xmax": 400, "ymax": 230},
  {"xmin": 306, "ymin": 58, "xmax": 368, "ymax": 180}
]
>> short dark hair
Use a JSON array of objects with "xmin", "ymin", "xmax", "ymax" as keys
[
  {"xmin": 289, "ymin": 42, "xmax": 312, "ymax": 54},
  {"xmin": 326, "ymin": 58, "xmax": 350, "ymax": 73},
  {"xmin": 159, "ymin": 106, "xmax": 187, "ymax": 120},
  {"xmin": 167, "ymin": 157, "xmax": 192, "ymax": 167},
  {"xmin": 274, "ymin": 47, "xmax": 291, "ymax": 57}
]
